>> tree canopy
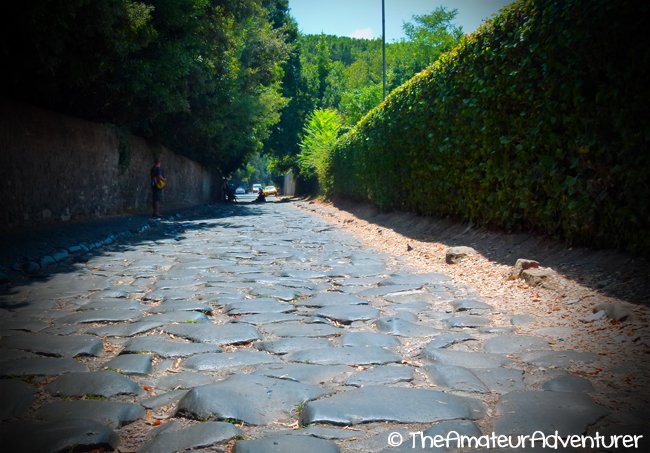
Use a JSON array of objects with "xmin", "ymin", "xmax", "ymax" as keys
[
  {"xmin": 1, "ymin": 0, "xmax": 293, "ymax": 173},
  {"xmin": 1, "ymin": 1, "xmax": 462, "ymax": 180},
  {"xmin": 263, "ymin": 7, "xmax": 464, "ymax": 186}
]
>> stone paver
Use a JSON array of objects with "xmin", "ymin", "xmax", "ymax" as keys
[
  {"xmin": 0, "ymin": 333, "xmax": 102, "ymax": 357},
  {"xmin": 0, "ymin": 379, "xmax": 35, "ymax": 419},
  {"xmin": 300, "ymin": 386, "xmax": 486, "ymax": 425},
  {"xmin": 255, "ymin": 362, "xmax": 351, "ymax": 384},
  {"xmin": 259, "ymin": 320, "xmax": 343, "ymax": 337},
  {"xmin": 36, "ymin": 400, "xmax": 145, "ymax": 428},
  {"xmin": 0, "ymin": 201, "xmax": 626, "ymax": 451},
  {"xmin": 0, "ymin": 357, "xmax": 88, "ymax": 376},
  {"xmin": 519, "ymin": 350, "xmax": 598, "ymax": 368},
  {"xmin": 234, "ymin": 433, "xmax": 340, "ymax": 453},
  {"xmin": 285, "ymin": 346, "xmax": 401, "ymax": 366},
  {"xmin": 542, "ymin": 374, "xmax": 595, "ymax": 393},
  {"xmin": 182, "ymin": 350, "xmax": 280, "ymax": 371},
  {"xmin": 345, "ymin": 365, "xmax": 414, "ymax": 387},
  {"xmin": 88, "ymin": 320, "xmax": 165, "ymax": 337},
  {"xmin": 161, "ymin": 322, "xmax": 261, "ymax": 345},
  {"xmin": 339, "ymin": 331, "xmax": 400, "ymax": 348},
  {"xmin": 423, "ymin": 364, "xmax": 491, "ymax": 393},
  {"xmin": 445, "ymin": 314, "xmax": 491, "ymax": 328},
  {"xmin": 104, "ymin": 353, "xmax": 153, "ymax": 375},
  {"xmin": 423, "ymin": 348, "xmax": 509, "ymax": 368},
  {"xmin": 256, "ymin": 336, "xmax": 333, "ymax": 354},
  {"xmin": 422, "ymin": 332, "xmax": 473, "ymax": 350},
  {"xmin": 1, "ymin": 418, "xmax": 119, "ymax": 453},
  {"xmin": 493, "ymin": 390, "xmax": 608, "ymax": 436},
  {"xmin": 176, "ymin": 374, "xmax": 327, "ymax": 425},
  {"xmin": 374, "ymin": 317, "xmax": 441, "ymax": 337},
  {"xmin": 121, "ymin": 334, "xmax": 220, "ymax": 357},
  {"xmin": 484, "ymin": 334, "xmax": 550, "ymax": 354},
  {"xmin": 450, "ymin": 298, "xmax": 493, "ymax": 312},
  {"xmin": 46, "ymin": 371, "xmax": 143, "ymax": 397},
  {"xmin": 138, "ymin": 421, "xmax": 242, "ymax": 453},
  {"xmin": 316, "ymin": 304, "xmax": 381, "ymax": 324}
]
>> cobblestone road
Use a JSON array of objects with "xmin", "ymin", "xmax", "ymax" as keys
[{"xmin": 0, "ymin": 200, "xmax": 642, "ymax": 452}]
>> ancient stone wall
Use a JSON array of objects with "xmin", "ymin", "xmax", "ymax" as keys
[{"xmin": 0, "ymin": 101, "xmax": 215, "ymax": 229}]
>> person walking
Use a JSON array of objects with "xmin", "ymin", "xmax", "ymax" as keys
[{"xmin": 150, "ymin": 157, "xmax": 166, "ymax": 217}]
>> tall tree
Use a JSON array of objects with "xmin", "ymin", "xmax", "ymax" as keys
[
  {"xmin": 399, "ymin": 6, "xmax": 464, "ymax": 82},
  {"xmin": 1, "ymin": 0, "xmax": 291, "ymax": 174},
  {"xmin": 263, "ymin": 7, "xmax": 464, "ymax": 191},
  {"xmin": 261, "ymin": 0, "xmax": 308, "ymax": 171},
  {"xmin": 315, "ymin": 35, "xmax": 333, "ymax": 105}
]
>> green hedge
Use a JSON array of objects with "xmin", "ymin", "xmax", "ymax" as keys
[{"xmin": 330, "ymin": 0, "xmax": 649, "ymax": 255}]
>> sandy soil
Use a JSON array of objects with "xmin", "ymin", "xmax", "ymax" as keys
[{"xmin": 296, "ymin": 198, "xmax": 650, "ymax": 432}]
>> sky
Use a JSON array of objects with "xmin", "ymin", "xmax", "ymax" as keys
[{"xmin": 287, "ymin": 0, "xmax": 515, "ymax": 41}]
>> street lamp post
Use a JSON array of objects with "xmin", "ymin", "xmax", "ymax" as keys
[{"xmin": 382, "ymin": 0, "xmax": 386, "ymax": 99}]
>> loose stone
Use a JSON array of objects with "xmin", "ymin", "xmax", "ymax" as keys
[{"xmin": 445, "ymin": 246, "xmax": 476, "ymax": 264}]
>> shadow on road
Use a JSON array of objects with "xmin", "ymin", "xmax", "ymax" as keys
[{"xmin": 0, "ymin": 201, "xmax": 276, "ymax": 301}]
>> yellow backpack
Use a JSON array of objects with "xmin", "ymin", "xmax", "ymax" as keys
[{"xmin": 154, "ymin": 176, "xmax": 166, "ymax": 189}]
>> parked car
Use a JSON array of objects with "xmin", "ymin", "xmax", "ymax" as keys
[
  {"xmin": 264, "ymin": 185, "xmax": 278, "ymax": 196},
  {"xmin": 235, "ymin": 187, "xmax": 245, "ymax": 194},
  {"xmin": 252, "ymin": 184, "xmax": 263, "ymax": 193}
]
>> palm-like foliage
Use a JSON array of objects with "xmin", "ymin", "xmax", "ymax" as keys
[{"xmin": 298, "ymin": 108, "xmax": 343, "ymax": 195}]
